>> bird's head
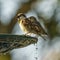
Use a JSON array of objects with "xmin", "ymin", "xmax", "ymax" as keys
[{"xmin": 17, "ymin": 13, "xmax": 26, "ymax": 23}]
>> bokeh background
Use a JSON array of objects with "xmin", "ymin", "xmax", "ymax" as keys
[{"xmin": 0, "ymin": 0, "xmax": 60, "ymax": 60}]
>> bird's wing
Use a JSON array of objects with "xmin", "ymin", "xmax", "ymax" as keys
[
  {"xmin": 28, "ymin": 16, "xmax": 37, "ymax": 23},
  {"xmin": 31, "ymin": 21, "xmax": 47, "ymax": 35}
]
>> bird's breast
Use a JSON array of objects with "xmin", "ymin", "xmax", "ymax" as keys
[{"xmin": 19, "ymin": 22, "xmax": 28, "ymax": 33}]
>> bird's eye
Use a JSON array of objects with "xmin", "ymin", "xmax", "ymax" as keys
[{"xmin": 17, "ymin": 15, "xmax": 20, "ymax": 19}]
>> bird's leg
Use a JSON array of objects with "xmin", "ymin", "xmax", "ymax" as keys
[
  {"xmin": 24, "ymin": 32, "xmax": 29, "ymax": 36},
  {"xmin": 25, "ymin": 32, "xmax": 31, "ymax": 36}
]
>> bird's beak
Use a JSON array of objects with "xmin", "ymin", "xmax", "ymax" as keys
[{"xmin": 17, "ymin": 18, "xmax": 20, "ymax": 23}]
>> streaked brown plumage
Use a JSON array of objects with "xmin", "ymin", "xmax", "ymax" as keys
[
  {"xmin": 28, "ymin": 16, "xmax": 37, "ymax": 23},
  {"xmin": 17, "ymin": 13, "xmax": 48, "ymax": 40},
  {"xmin": 17, "ymin": 13, "xmax": 32, "ymax": 34}
]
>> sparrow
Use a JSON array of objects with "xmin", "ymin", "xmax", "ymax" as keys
[
  {"xmin": 17, "ymin": 13, "xmax": 48, "ymax": 40},
  {"xmin": 17, "ymin": 13, "xmax": 32, "ymax": 34}
]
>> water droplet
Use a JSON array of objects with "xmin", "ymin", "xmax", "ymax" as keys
[{"xmin": 35, "ymin": 57, "xmax": 38, "ymax": 60}]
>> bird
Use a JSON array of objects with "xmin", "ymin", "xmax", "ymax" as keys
[
  {"xmin": 17, "ymin": 13, "xmax": 48, "ymax": 40},
  {"xmin": 17, "ymin": 13, "xmax": 32, "ymax": 34}
]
